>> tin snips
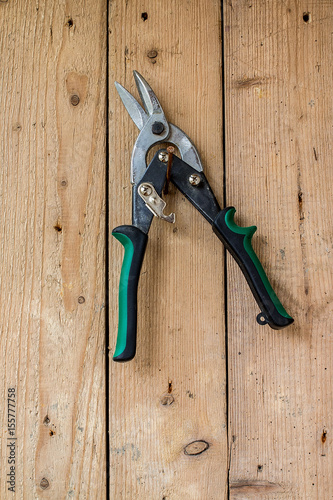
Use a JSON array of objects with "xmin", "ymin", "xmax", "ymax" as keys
[{"xmin": 112, "ymin": 71, "xmax": 293, "ymax": 362}]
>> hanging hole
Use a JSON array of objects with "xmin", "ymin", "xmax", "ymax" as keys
[
  {"xmin": 257, "ymin": 313, "xmax": 268, "ymax": 325},
  {"xmin": 141, "ymin": 12, "xmax": 148, "ymax": 21}
]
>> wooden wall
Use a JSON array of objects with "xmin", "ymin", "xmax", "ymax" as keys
[
  {"xmin": 0, "ymin": 1, "xmax": 331, "ymax": 498},
  {"xmin": 0, "ymin": 1, "xmax": 107, "ymax": 498}
]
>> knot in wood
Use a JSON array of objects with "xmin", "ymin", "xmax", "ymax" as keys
[
  {"xmin": 184, "ymin": 440, "xmax": 209, "ymax": 456},
  {"xmin": 160, "ymin": 394, "xmax": 174, "ymax": 406}
]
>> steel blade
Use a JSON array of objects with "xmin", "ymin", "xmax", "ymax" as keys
[
  {"xmin": 114, "ymin": 82, "xmax": 148, "ymax": 130},
  {"xmin": 133, "ymin": 71, "xmax": 163, "ymax": 116}
]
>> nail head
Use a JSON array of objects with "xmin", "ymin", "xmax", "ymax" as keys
[
  {"xmin": 147, "ymin": 49, "xmax": 158, "ymax": 58},
  {"xmin": 40, "ymin": 478, "xmax": 49, "ymax": 490},
  {"xmin": 70, "ymin": 94, "xmax": 80, "ymax": 106}
]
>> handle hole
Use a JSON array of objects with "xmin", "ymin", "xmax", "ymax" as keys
[{"xmin": 257, "ymin": 313, "xmax": 268, "ymax": 325}]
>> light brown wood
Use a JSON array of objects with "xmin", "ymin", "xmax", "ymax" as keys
[
  {"xmin": 0, "ymin": 1, "xmax": 107, "ymax": 498},
  {"xmin": 224, "ymin": 1, "xmax": 333, "ymax": 498},
  {"xmin": 108, "ymin": 1, "xmax": 228, "ymax": 498},
  {"xmin": 2, "ymin": 1, "xmax": 332, "ymax": 497}
]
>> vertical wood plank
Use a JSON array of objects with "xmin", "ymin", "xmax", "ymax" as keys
[
  {"xmin": 109, "ymin": 1, "xmax": 228, "ymax": 498},
  {"xmin": 0, "ymin": 1, "xmax": 107, "ymax": 498},
  {"xmin": 224, "ymin": 0, "xmax": 333, "ymax": 498}
]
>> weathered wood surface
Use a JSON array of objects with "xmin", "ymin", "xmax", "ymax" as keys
[
  {"xmin": 1, "ymin": 0, "xmax": 332, "ymax": 498},
  {"xmin": 109, "ymin": 1, "xmax": 228, "ymax": 498},
  {"xmin": 224, "ymin": 1, "xmax": 333, "ymax": 498},
  {"xmin": 0, "ymin": 1, "xmax": 107, "ymax": 498}
]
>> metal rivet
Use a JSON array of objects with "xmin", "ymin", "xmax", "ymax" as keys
[
  {"xmin": 158, "ymin": 152, "xmax": 169, "ymax": 163},
  {"xmin": 152, "ymin": 121, "xmax": 165, "ymax": 135},
  {"xmin": 188, "ymin": 174, "xmax": 201, "ymax": 186},
  {"xmin": 139, "ymin": 184, "xmax": 152, "ymax": 196},
  {"xmin": 40, "ymin": 478, "xmax": 49, "ymax": 490},
  {"xmin": 138, "ymin": 182, "xmax": 175, "ymax": 223},
  {"xmin": 70, "ymin": 94, "xmax": 80, "ymax": 106}
]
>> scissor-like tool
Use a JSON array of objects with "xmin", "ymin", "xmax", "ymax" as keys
[{"xmin": 112, "ymin": 71, "xmax": 293, "ymax": 362}]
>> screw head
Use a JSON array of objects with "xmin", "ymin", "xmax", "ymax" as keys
[
  {"xmin": 139, "ymin": 184, "xmax": 152, "ymax": 196},
  {"xmin": 158, "ymin": 152, "xmax": 169, "ymax": 163},
  {"xmin": 152, "ymin": 121, "xmax": 165, "ymax": 135},
  {"xmin": 188, "ymin": 174, "xmax": 201, "ymax": 186}
]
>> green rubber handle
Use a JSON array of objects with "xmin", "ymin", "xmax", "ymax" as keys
[
  {"xmin": 213, "ymin": 207, "xmax": 293, "ymax": 329},
  {"xmin": 112, "ymin": 225, "xmax": 148, "ymax": 362}
]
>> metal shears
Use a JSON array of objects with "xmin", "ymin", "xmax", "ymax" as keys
[{"xmin": 112, "ymin": 71, "xmax": 293, "ymax": 362}]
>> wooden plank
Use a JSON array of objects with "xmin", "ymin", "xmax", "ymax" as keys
[
  {"xmin": 109, "ymin": 1, "xmax": 228, "ymax": 498},
  {"xmin": 0, "ymin": 1, "xmax": 107, "ymax": 497},
  {"xmin": 224, "ymin": 1, "xmax": 333, "ymax": 498}
]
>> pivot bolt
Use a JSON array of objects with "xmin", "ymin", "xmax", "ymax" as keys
[
  {"xmin": 152, "ymin": 121, "xmax": 165, "ymax": 135},
  {"xmin": 139, "ymin": 184, "xmax": 153, "ymax": 196},
  {"xmin": 158, "ymin": 152, "xmax": 169, "ymax": 163},
  {"xmin": 188, "ymin": 174, "xmax": 201, "ymax": 186}
]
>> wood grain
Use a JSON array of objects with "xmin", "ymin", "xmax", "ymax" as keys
[
  {"xmin": 2, "ymin": 0, "xmax": 331, "ymax": 497},
  {"xmin": 108, "ymin": 1, "xmax": 228, "ymax": 498},
  {"xmin": 0, "ymin": 1, "xmax": 107, "ymax": 498},
  {"xmin": 224, "ymin": 1, "xmax": 333, "ymax": 498}
]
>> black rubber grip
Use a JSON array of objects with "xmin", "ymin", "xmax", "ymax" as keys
[
  {"xmin": 213, "ymin": 207, "xmax": 294, "ymax": 329},
  {"xmin": 112, "ymin": 225, "xmax": 148, "ymax": 362}
]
